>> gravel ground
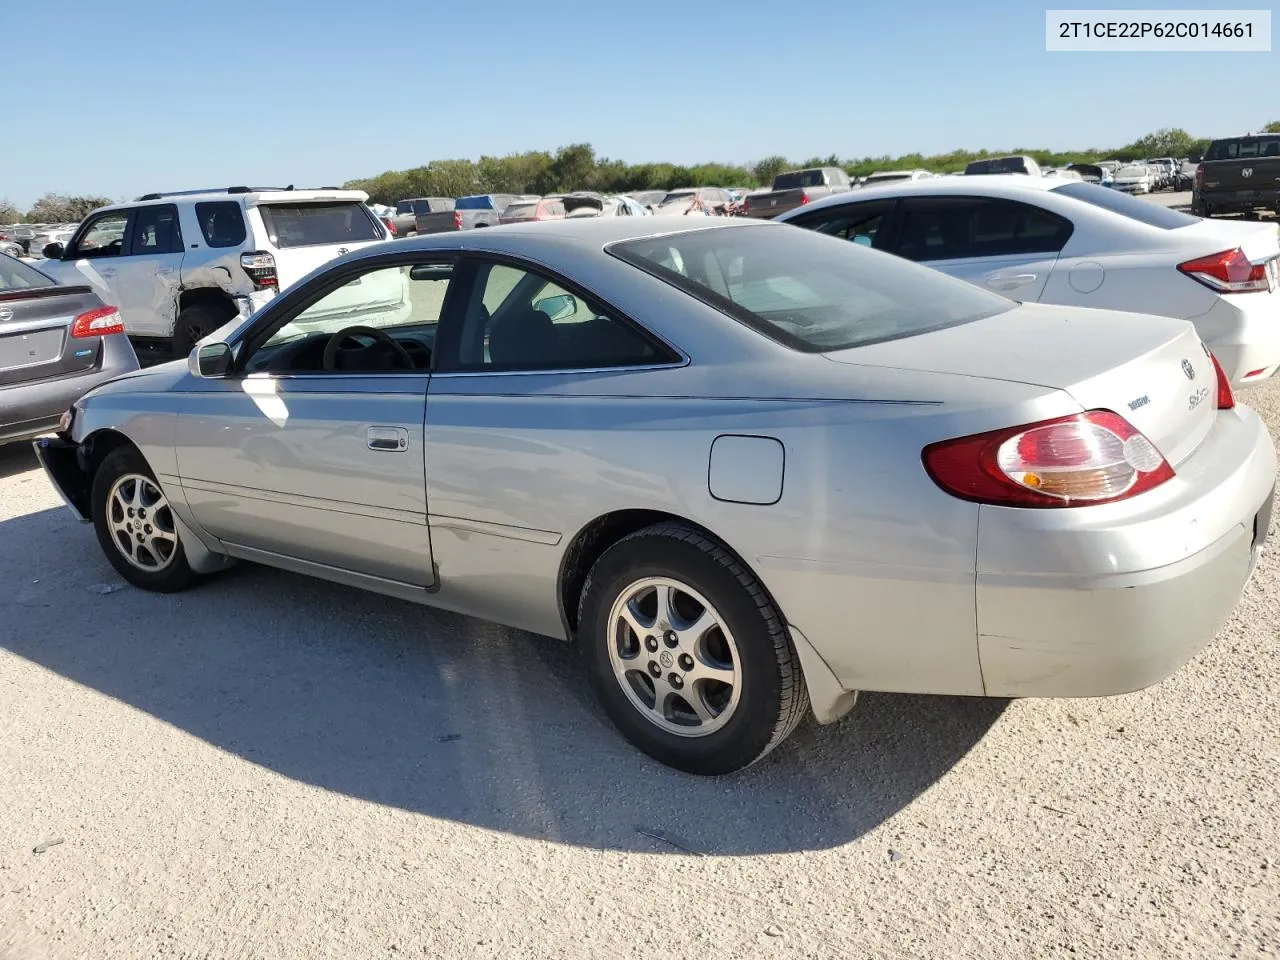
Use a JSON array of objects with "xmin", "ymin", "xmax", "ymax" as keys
[{"xmin": 1, "ymin": 381, "xmax": 1278, "ymax": 960}]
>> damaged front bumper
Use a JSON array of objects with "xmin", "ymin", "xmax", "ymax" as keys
[{"xmin": 32, "ymin": 436, "xmax": 91, "ymax": 521}]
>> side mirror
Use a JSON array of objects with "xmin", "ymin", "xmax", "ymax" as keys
[
  {"xmin": 42, "ymin": 242, "xmax": 64, "ymax": 260},
  {"xmin": 190, "ymin": 342, "xmax": 232, "ymax": 378},
  {"xmin": 534, "ymin": 293, "xmax": 577, "ymax": 322}
]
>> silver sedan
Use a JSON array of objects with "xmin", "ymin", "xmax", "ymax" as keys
[{"xmin": 34, "ymin": 218, "xmax": 1277, "ymax": 774}]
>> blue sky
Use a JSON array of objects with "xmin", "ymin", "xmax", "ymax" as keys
[{"xmin": 4, "ymin": 0, "xmax": 1275, "ymax": 208}]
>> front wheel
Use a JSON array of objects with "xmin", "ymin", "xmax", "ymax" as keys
[
  {"xmin": 92, "ymin": 446, "xmax": 196, "ymax": 592},
  {"xmin": 578, "ymin": 523, "xmax": 808, "ymax": 775}
]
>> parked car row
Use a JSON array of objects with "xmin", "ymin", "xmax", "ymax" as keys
[{"xmin": 0, "ymin": 221, "xmax": 79, "ymax": 257}]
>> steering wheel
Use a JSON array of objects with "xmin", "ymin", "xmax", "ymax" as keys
[{"xmin": 322, "ymin": 325, "xmax": 416, "ymax": 372}]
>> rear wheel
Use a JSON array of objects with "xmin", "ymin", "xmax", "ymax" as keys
[
  {"xmin": 172, "ymin": 302, "xmax": 234, "ymax": 360},
  {"xmin": 92, "ymin": 446, "xmax": 196, "ymax": 592},
  {"xmin": 578, "ymin": 522, "xmax": 808, "ymax": 775}
]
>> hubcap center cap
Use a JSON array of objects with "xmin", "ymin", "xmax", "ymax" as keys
[{"xmin": 659, "ymin": 650, "xmax": 674, "ymax": 669}]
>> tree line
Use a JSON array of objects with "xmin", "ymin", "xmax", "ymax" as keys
[{"xmin": 5, "ymin": 124, "xmax": 1279, "ymax": 223}]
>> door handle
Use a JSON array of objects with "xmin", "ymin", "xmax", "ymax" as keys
[
  {"xmin": 367, "ymin": 426, "xmax": 408, "ymax": 452},
  {"xmin": 988, "ymin": 273, "xmax": 1037, "ymax": 289}
]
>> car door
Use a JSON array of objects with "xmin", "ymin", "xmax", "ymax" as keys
[
  {"xmin": 784, "ymin": 198, "xmax": 900, "ymax": 249},
  {"xmin": 175, "ymin": 255, "xmax": 457, "ymax": 587},
  {"xmin": 113, "ymin": 204, "xmax": 185, "ymax": 340},
  {"xmin": 889, "ymin": 196, "xmax": 1073, "ymax": 300},
  {"xmin": 422, "ymin": 257, "xmax": 682, "ymax": 636},
  {"xmin": 51, "ymin": 209, "xmax": 133, "ymax": 309}
]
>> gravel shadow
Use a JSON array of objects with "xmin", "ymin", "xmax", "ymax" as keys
[
  {"xmin": 0, "ymin": 504, "xmax": 1007, "ymax": 855},
  {"xmin": 0, "ymin": 441, "xmax": 40, "ymax": 480}
]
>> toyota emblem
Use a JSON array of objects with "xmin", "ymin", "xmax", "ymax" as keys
[
  {"xmin": 336, "ymin": 247, "xmax": 349, "ymax": 256},
  {"xmin": 0, "ymin": 306, "xmax": 12, "ymax": 322},
  {"xmin": 1181, "ymin": 358, "xmax": 1196, "ymax": 380}
]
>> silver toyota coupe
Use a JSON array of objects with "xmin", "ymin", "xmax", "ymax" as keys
[{"xmin": 34, "ymin": 218, "xmax": 1276, "ymax": 774}]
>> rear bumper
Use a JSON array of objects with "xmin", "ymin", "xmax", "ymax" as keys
[
  {"xmin": 1196, "ymin": 190, "xmax": 1280, "ymax": 212},
  {"xmin": 975, "ymin": 405, "xmax": 1276, "ymax": 698},
  {"xmin": 1192, "ymin": 292, "xmax": 1280, "ymax": 386},
  {"xmin": 0, "ymin": 335, "xmax": 138, "ymax": 445}
]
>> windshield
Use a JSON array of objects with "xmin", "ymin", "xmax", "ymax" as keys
[
  {"xmin": 865, "ymin": 173, "xmax": 911, "ymax": 183},
  {"xmin": 609, "ymin": 225, "xmax": 1012, "ymax": 353},
  {"xmin": 1053, "ymin": 182, "xmax": 1200, "ymax": 229},
  {"xmin": 660, "ymin": 191, "xmax": 696, "ymax": 205},
  {"xmin": 0, "ymin": 254, "xmax": 56, "ymax": 292},
  {"xmin": 456, "ymin": 196, "xmax": 495, "ymax": 210},
  {"xmin": 1204, "ymin": 136, "xmax": 1280, "ymax": 160},
  {"xmin": 258, "ymin": 202, "xmax": 381, "ymax": 248}
]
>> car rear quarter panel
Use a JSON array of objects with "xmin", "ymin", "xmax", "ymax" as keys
[{"xmin": 424, "ymin": 362, "xmax": 1077, "ymax": 697}]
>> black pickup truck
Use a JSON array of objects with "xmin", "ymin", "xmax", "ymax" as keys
[{"xmin": 1193, "ymin": 134, "xmax": 1280, "ymax": 218}]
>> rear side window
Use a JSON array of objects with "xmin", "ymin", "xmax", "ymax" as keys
[
  {"xmin": 894, "ymin": 197, "xmax": 1073, "ymax": 261},
  {"xmin": 195, "ymin": 202, "xmax": 247, "ymax": 248},
  {"xmin": 1204, "ymin": 137, "xmax": 1280, "ymax": 160},
  {"xmin": 129, "ymin": 204, "xmax": 182, "ymax": 255},
  {"xmin": 258, "ymin": 202, "xmax": 381, "ymax": 248},
  {"xmin": 1053, "ymin": 182, "xmax": 1200, "ymax": 229},
  {"xmin": 610, "ymin": 224, "xmax": 1012, "ymax": 353},
  {"xmin": 0, "ymin": 255, "xmax": 55, "ymax": 292}
]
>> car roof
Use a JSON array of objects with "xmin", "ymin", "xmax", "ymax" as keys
[
  {"xmin": 373, "ymin": 214, "xmax": 768, "ymax": 255},
  {"xmin": 90, "ymin": 188, "xmax": 369, "ymax": 215}
]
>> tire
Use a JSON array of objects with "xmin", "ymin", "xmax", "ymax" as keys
[
  {"xmin": 577, "ymin": 522, "xmax": 808, "ymax": 775},
  {"xmin": 172, "ymin": 302, "xmax": 234, "ymax": 360},
  {"xmin": 92, "ymin": 446, "xmax": 196, "ymax": 593}
]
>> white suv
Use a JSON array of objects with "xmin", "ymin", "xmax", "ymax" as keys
[{"xmin": 37, "ymin": 186, "xmax": 390, "ymax": 360}]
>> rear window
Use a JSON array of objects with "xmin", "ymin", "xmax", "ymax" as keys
[
  {"xmin": 0, "ymin": 255, "xmax": 55, "ymax": 292},
  {"xmin": 964, "ymin": 157, "xmax": 1029, "ymax": 175},
  {"xmin": 773, "ymin": 170, "xmax": 826, "ymax": 189},
  {"xmin": 257, "ymin": 202, "xmax": 381, "ymax": 248},
  {"xmin": 503, "ymin": 203, "xmax": 538, "ymax": 218},
  {"xmin": 609, "ymin": 224, "xmax": 1012, "ymax": 353},
  {"xmin": 195, "ymin": 201, "xmax": 247, "ymax": 248},
  {"xmin": 456, "ymin": 196, "xmax": 494, "ymax": 211},
  {"xmin": 1053, "ymin": 182, "xmax": 1200, "ymax": 229},
  {"xmin": 660, "ymin": 191, "xmax": 696, "ymax": 205},
  {"xmin": 1204, "ymin": 137, "xmax": 1280, "ymax": 160}
]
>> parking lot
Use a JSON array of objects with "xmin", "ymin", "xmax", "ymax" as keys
[{"xmin": 1, "ymin": 369, "xmax": 1277, "ymax": 957}]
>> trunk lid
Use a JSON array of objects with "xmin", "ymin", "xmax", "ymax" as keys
[
  {"xmin": 1199, "ymin": 157, "xmax": 1280, "ymax": 192},
  {"xmin": 1171, "ymin": 216, "xmax": 1280, "ymax": 265},
  {"xmin": 824, "ymin": 302, "xmax": 1219, "ymax": 466},
  {"xmin": 0, "ymin": 286, "xmax": 102, "ymax": 387}
]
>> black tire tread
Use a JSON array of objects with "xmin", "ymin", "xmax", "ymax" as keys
[{"xmin": 578, "ymin": 521, "xmax": 808, "ymax": 770}]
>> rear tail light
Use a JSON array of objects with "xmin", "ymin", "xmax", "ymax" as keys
[
  {"xmin": 922, "ymin": 410, "xmax": 1174, "ymax": 508},
  {"xmin": 1177, "ymin": 247, "xmax": 1271, "ymax": 294},
  {"xmin": 742, "ymin": 197, "xmax": 750, "ymax": 215},
  {"xmin": 1194, "ymin": 165, "xmax": 1204, "ymax": 190},
  {"xmin": 382, "ymin": 216, "xmax": 396, "ymax": 237},
  {"xmin": 799, "ymin": 192, "xmax": 810, "ymax": 205},
  {"xmin": 239, "ymin": 251, "xmax": 278, "ymax": 289},
  {"xmin": 70, "ymin": 305, "xmax": 125, "ymax": 339},
  {"xmin": 1208, "ymin": 350, "xmax": 1235, "ymax": 409},
  {"xmin": 453, "ymin": 211, "xmax": 463, "ymax": 230}
]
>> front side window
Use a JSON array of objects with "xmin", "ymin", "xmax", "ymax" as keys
[
  {"xmin": 72, "ymin": 212, "xmax": 129, "ymax": 259},
  {"xmin": 446, "ymin": 260, "xmax": 671, "ymax": 371},
  {"xmin": 244, "ymin": 262, "xmax": 452, "ymax": 374},
  {"xmin": 610, "ymin": 224, "xmax": 1012, "ymax": 353},
  {"xmin": 258, "ymin": 202, "xmax": 381, "ymax": 248},
  {"xmin": 893, "ymin": 197, "xmax": 1073, "ymax": 262},
  {"xmin": 195, "ymin": 201, "xmax": 247, "ymax": 248},
  {"xmin": 129, "ymin": 205, "xmax": 182, "ymax": 255}
]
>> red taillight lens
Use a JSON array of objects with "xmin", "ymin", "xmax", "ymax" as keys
[
  {"xmin": 742, "ymin": 197, "xmax": 750, "ymax": 215},
  {"xmin": 382, "ymin": 217, "xmax": 396, "ymax": 236},
  {"xmin": 922, "ymin": 410, "xmax": 1174, "ymax": 508},
  {"xmin": 1209, "ymin": 351, "xmax": 1235, "ymax": 409},
  {"xmin": 1177, "ymin": 247, "xmax": 1270, "ymax": 294},
  {"xmin": 453, "ymin": 210, "xmax": 463, "ymax": 230},
  {"xmin": 799, "ymin": 192, "xmax": 810, "ymax": 205},
  {"xmin": 239, "ymin": 251, "xmax": 278, "ymax": 289},
  {"xmin": 1194, "ymin": 165, "xmax": 1204, "ymax": 190},
  {"xmin": 70, "ymin": 305, "xmax": 125, "ymax": 338}
]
